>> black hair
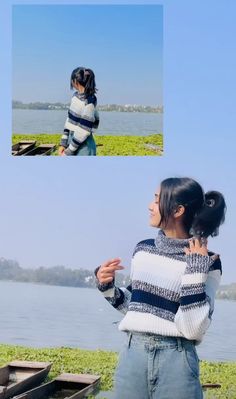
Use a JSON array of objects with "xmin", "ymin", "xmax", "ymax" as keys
[
  {"xmin": 158, "ymin": 177, "xmax": 226, "ymax": 238},
  {"xmin": 70, "ymin": 67, "xmax": 97, "ymax": 96}
]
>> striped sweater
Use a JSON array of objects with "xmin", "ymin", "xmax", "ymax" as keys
[
  {"xmin": 61, "ymin": 92, "xmax": 99, "ymax": 155},
  {"xmin": 96, "ymin": 230, "xmax": 222, "ymax": 342}
]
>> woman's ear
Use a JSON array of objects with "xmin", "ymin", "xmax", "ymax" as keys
[{"xmin": 173, "ymin": 205, "xmax": 185, "ymax": 219}]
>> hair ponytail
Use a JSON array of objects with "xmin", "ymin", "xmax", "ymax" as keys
[
  {"xmin": 191, "ymin": 191, "xmax": 226, "ymax": 238},
  {"xmin": 83, "ymin": 69, "xmax": 97, "ymax": 96},
  {"xmin": 159, "ymin": 178, "xmax": 226, "ymax": 238},
  {"xmin": 70, "ymin": 67, "xmax": 97, "ymax": 96}
]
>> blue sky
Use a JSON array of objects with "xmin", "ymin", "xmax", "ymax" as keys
[
  {"xmin": 12, "ymin": 4, "xmax": 163, "ymax": 105},
  {"xmin": 0, "ymin": 0, "xmax": 236, "ymax": 283}
]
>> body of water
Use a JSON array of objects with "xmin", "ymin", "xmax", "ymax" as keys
[
  {"xmin": 0, "ymin": 281, "xmax": 235, "ymax": 362},
  {"xmin": 12, "ymin": 109, "xmax": 163, "ymax": 136}
]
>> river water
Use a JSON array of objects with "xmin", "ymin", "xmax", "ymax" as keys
[
  {"xmin": 0, "ymin": 281, "xmax": 235, "ymax": 362},
  {"xmin": 12, "ymin": 109, "xmax": 163, "ymax": 136}
]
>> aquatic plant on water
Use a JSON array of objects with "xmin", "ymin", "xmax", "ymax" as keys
[
  {"xmin": 12, "ymin": 133, "xmax": 163, "ymax": 156},
  {"xmin": 0, "ymin": 344, "xmax": 235, "ymax": 398}
]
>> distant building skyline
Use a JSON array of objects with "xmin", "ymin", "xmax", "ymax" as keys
[{"xmin": 12, "ymin": 100, "xmax": 163, "ymax": 112}]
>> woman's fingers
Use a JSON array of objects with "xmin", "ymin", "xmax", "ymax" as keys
[
  {"xmin": 101, "ymin": 259, "xmax": 124, "ymax": 272},
  {"xmin": 184, "ymin": 246, "xmax": 191, "ymax": 255},
  {"xmin": 58, "ymin": 147, "xmax": 65, "ymax": 156},
  {"xmin": 102, "ymin": 265, "xmax": 124, "ymax": 274},
  {"xmin": 102, "ymin": 258, "xmax": 121, "ymax": 268},
  {"xmin": 100, "ymin": 265, "xmax": 124, "ymax": 278},
  {"xmin": 194, "ymin": 238, "xmax": 202, "ymax": 250},
  {"xmin": 97, "ymin": 258, "xmax": 125, "ymax": 284},
  {"xmin": 189, "ymin": 238, "xmax": 195, "ymax": 251},
  {"xmin": 192, "ymin": 237, "xmax": 203, "ymax": 248},
  {"xmin": 187, "ymin": 237, "xmax": 209, "ymax": 256}
]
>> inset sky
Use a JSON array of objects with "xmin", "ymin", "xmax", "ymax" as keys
[{"xmin": 12, "ymin": 5, "xmax": 163, "ymax": 105}]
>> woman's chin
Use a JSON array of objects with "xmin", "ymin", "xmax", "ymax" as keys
[{"xmin": 149, "ymin": 220, "xmax": 158, "ymax": 227}]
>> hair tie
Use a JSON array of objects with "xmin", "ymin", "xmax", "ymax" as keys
[{"xmin": 205, "ymin": 197, "xmax": 215, "ymax": 208}]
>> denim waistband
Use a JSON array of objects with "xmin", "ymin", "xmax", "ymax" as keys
[{"xmin": 126, "ymin": 331, "xmax": 196, "ymax": 351}]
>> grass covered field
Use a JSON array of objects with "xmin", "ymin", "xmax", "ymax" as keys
[
  {"xmin": 12, "ymin": 133, "xmax": 163, "ymax": 156},
  {"xmin": 0, "ymin": 344, "xmax": 236, "ymax": 398}
]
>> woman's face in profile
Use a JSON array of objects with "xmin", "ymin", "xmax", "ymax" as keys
[
  {"xmin": 149, "ymin": 188, "xmax": 162, "ymax": 227},
  {"xmin": 72, "ymin": 79, "xmax": 82, "ymax": 91}
]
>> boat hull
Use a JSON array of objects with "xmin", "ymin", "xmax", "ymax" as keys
[
  {"xmin": 24, "ymin": 144, "xmax": 56, "ymax": 156},
  {"xmin": 0, "ymin": 361, "xmax": 52, "ymax": 399},
  {"xmin": 13, "ymin": 373, "xmax": 101, "ymax": 399},
  {"xmin": 12, "ymin": 141, "xmax": 36, "ymax": 156}
]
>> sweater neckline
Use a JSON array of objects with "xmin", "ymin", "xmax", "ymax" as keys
[
  {"xmin": 155, "ymin": 230, "xmax": 190, "ymax": 255},
  {"xmin": 75, "ymin": 91, "xmax": 87, "ymax": 100}
]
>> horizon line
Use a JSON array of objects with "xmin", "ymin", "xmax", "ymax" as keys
[{"xmin": 12, "ymin": 100, "xmax": 163, "ymax": 108}]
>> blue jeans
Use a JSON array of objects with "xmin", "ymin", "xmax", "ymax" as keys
[
  {"xmin": 68, "ymin": 132, "xmax": 96, "ymax": 156},
  {"xmin": 113, "ymin": 332, "xmax": 203, "ymax": 399}
]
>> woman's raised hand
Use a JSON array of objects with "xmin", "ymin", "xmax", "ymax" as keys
[
  {"xmin": 184, "ymin": 237, "xmax": 209, "ymax": 256},
  {"xmin": 97, "ymin": 258, "xmax": 124, "ymax": 284}
]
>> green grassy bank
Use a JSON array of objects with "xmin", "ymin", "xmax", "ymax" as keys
[
  {"xmin": 1, "ymin": 344, "xmax": 236, "ymax": 398},
  {"xmin": 12, "ymin": 133, "xmax": 163, "ymax": 156}
]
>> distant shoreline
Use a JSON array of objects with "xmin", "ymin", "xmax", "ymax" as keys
[
  {"xmin": 0, "ymin": 278, "xmax": 235, "ymax": 302},
  {"xmin": 12, "ymin": 101, "xmax": 163, "ymax": 114}
]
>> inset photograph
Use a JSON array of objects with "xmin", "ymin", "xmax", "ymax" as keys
[{"xmin": 12, "ymin": 5, "xmax": 163, "ymax": 156}]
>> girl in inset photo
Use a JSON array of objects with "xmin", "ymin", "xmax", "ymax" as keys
[
  {"xmin": 95, "ymin": 177, "xmax": 226, "ymax": 399},
  {"xmin": 59, "ymin": 67, "xmax": 99, "ymax": 156}
]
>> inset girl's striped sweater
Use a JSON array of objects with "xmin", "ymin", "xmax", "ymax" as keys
[
  {"xmin": 96, "ymin": 230, "xmax": 222, "ymax": 342},
  {"xmin": 61, "ymin": 92, "xmax": 99, "ymax": 155}
]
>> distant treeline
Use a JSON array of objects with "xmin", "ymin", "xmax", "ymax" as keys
[
  {"xmin": 1, "ymin": 257, "xmax": 235, "ymax": 299},
  {"xmin": 216, "ymin": 283, "xmax": 236, "ymax": 300},
  {"xmin": 0, "ymin": 258, "xmax": 130, "ymax": 288},
  {"xmin": 12, "ymin": 100, "xmax": 163, "ymax": 113}
]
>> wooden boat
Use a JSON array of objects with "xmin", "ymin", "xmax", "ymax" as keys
[
  {"xmin": 24, "ymin": 144, "xmax": 56, "ymax": 156},
  {"xmin": 13, "ymin": 373, "xmax": 101, "ymax": 399},
  {"xmin": 12, "ymin": 141, "xmax": 36, "ymax": 156},
  {"xmin": 202, "ymin": 383, "xmax": 221, "ymax": 389},
  {"xmin": 0, "ymin": 361, "xmax": 52, "ymax": 399}
]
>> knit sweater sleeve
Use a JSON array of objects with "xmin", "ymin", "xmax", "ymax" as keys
[
  {"xmin": 64, "ymin": 101, "xmax": 96, "ymax": 156},
  {"xmin": 94, "ymin": 266, "xmax": 132, "ymax": 315},
  {"xmin": 174, "ymin": 253, "xmax": 222, "ymax": 340},
  {"xmin": 60, "ymin": 128, "xmax": 70, "ymax": 148},
  {"xmin": 60, "ymin": 97, "xmax": 74, "ymax": 148}
]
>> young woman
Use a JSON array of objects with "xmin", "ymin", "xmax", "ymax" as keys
[
  {"xmin": 59, "ymin": 67, "xmax": 99, "ymax": 156},
  {"xmin": 95, "ymin": 177, "xmax": 226, "ymax": 399}
]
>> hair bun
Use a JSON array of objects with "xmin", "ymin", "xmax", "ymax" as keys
[
  {"xmin": 204, "ymin": 191, "xmax": 222, "ymax": 208},
  {"xmin": 192, "ymin": 191, "xmax": 226, "ymax": 238}
]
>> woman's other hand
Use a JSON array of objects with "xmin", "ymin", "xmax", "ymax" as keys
[
  {"xmin": 58, "ymin": 146, "xmax": 65, "ymax": 156},
  {"xmin": 97, "ymin": 258, "xmax": 124, "ymax": 284},
  {"xmin": 184, "ymin": 237, "xmax": 209, "ymax": 256}
]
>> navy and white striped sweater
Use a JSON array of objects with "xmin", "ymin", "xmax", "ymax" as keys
[
  {"xmin": 61, "ymin": 92, "xmax": 99, "ymax": 155},
  {"xmin": 96, "ymin": 230, "xmax": 222, "ymax": 342}
]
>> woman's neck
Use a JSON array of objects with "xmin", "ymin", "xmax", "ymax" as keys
[
  {"xmin": 78, "ymin": 85, "xmax": 85, "ymax": 93},
  {"xmin": 163, "ymin": 226, "xmax": 190, "ymax": 239}
]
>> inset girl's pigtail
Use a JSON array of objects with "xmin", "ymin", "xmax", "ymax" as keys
[
  {"xmin": 191, "ymin": 191, "xmax": 226, "ymax": 238},
  {"xmin": 84, "ymin": 69, "xmax": 97, "ymax": 96}
]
